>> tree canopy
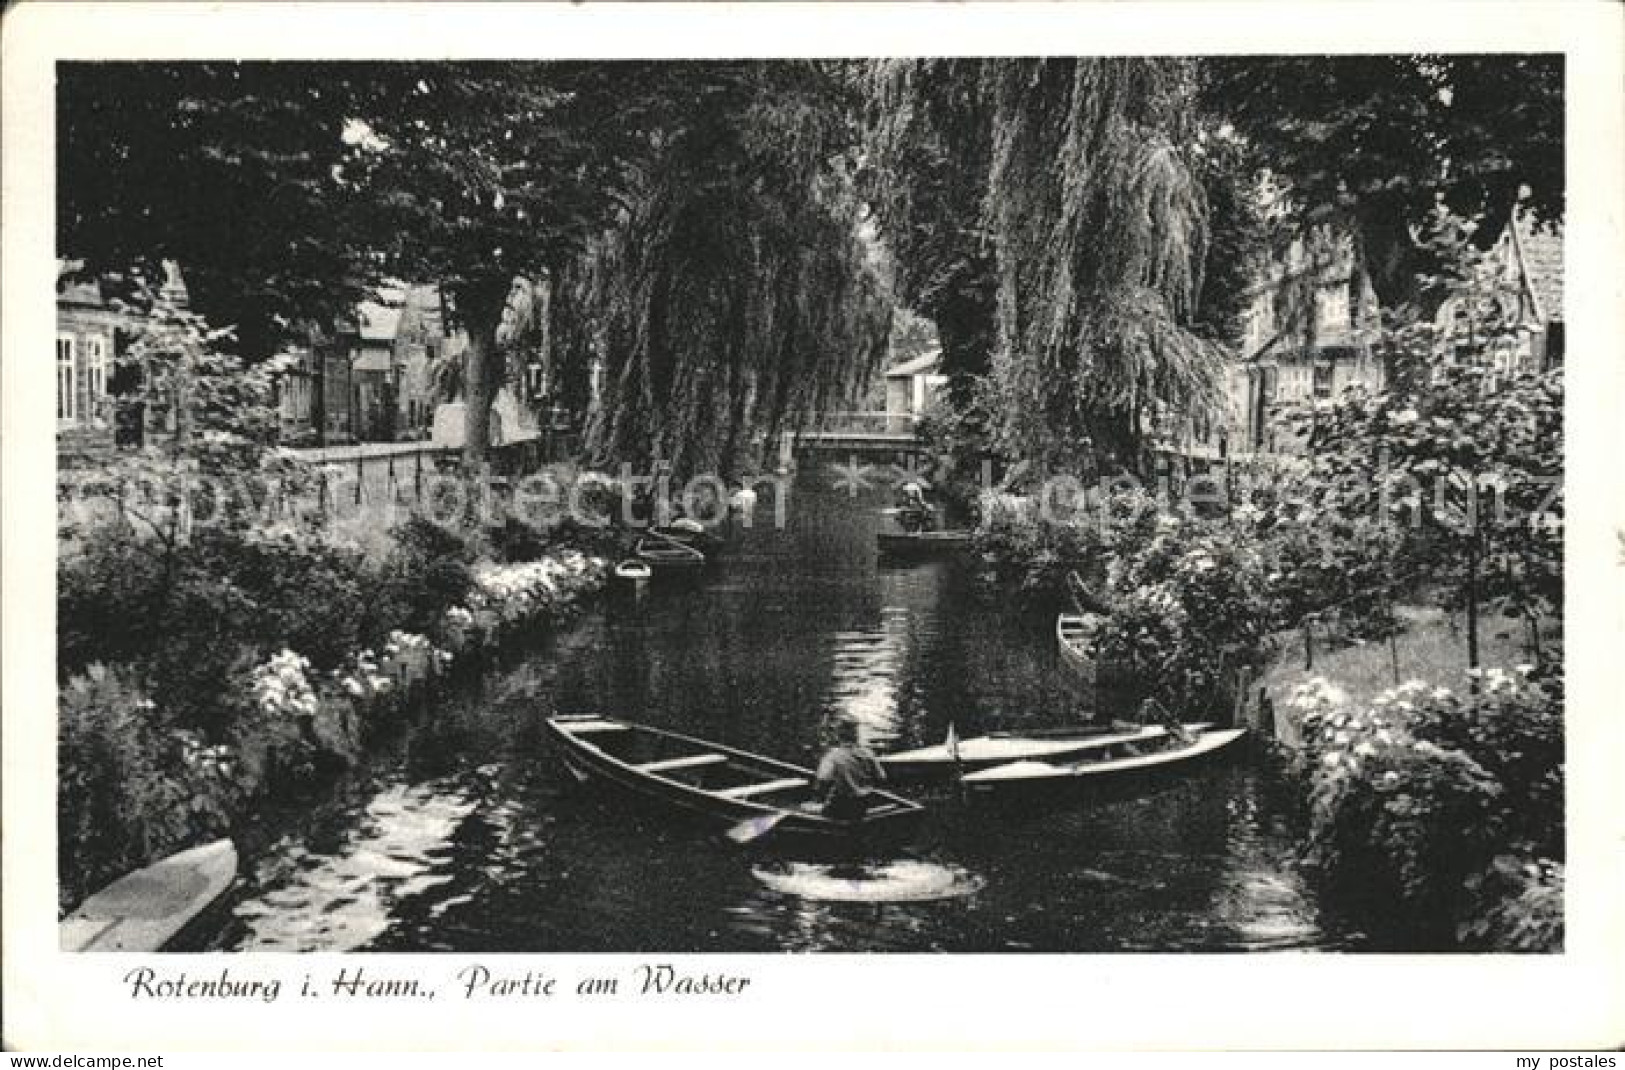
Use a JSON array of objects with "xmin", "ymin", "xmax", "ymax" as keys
[
  {"xmin": 1202, "ymin": 54, "xmax": 1564, "ymax": 304},
  {"xmin": 868, "ymin": 59, "xmax": 1236, "ymax": 474}
]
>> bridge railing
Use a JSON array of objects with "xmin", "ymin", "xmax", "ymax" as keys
[{"xmin": 802, "ymin": 411, "xmax": 918, "ymax": 436}]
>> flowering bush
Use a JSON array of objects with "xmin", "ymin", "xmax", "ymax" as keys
[
  {"xmin": 1291, "ymin": 666, "xmax": 1563, "ymax": 949},
  {"xmin": 250, "ymin": 649, "xmax": 319, "ymax": 719},
  {"xmin": 1093, "ymin": 511, "xmax": 1274, "ymax": 711},
  {"xmin": 468, "ymin": 551, "xmax": 607, "ymax": 631}
]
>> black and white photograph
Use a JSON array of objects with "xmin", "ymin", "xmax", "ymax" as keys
[{"xmin": 4, "ymin": 0, "xmax": 1622, "ymax": 1054}]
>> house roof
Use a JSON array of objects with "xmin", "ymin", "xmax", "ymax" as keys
[
  {"xmin": 1506, "ymin": 208, "xmax": 1564, "ymax": 323},
  {"xmin": 885, "ymin": 349, "xmax": 942, "ymax": 378},
  {"xmin": 357, "ymin": 299, "xmax": 403, "ymax": 342},
  {"xmin": 353, "ymin": 349, "xmax": 394, "ymax": 373}
]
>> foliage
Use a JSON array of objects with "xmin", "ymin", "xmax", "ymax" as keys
[
  {"xmin": 1269, "ymin": 210, "xmax": 1563, "ymax": 665},
  {"xmin": 1290, "ymin": 668, "xmax": 1563, "ymax": 948},
  {"xmin": 974, "ymin": 504, "xmax": 1104, "ymax": 602},
  {"xmin": 1203, "ymin": 55, "xmax": 1564, "ymax": 306},
  {"xmin": 57, "ymin": 63, "xmax": 374, "ymax": 360},
  {"xmin": 869, "ymin": 59, "xmax": 1239, "ymax": 475},
  {"xmin": 58, "ymin": 665, "xmax": 238, "ymax": 910},
  {"xmin": 568, "ymin": 63, "xmax": 891, "ymax": 480},
  {"xmin": 863, "ymin": 60, "xmax": 1000, "ymax": 406},
  {"xmin": 1093, "ymin": 506, "xmax": 1275, "ymax": 711}
]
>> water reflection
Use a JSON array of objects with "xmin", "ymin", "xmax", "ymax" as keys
[{"xmin": 206, "ymin": 480, "xmax": 1372, "ymax": 953}]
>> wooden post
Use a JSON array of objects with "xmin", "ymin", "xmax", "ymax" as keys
[
  {"xmin": 1302, "ymin": 616, "xmax": 1316, "ymax": 671},
  {"xmin": 1231, "ymin": 666, "xmax": 1252, "ymax": 730},
  {"xmin": 1388, "ymin": 629, "xmax": 1402, "ymax": 685},
  {"xmin": 355, "ymin": 452, "xmax": 364, "ymax": 506},
  {"xmin": 415, "ymin": 447, "xmax": 424, "ymax": 500}
]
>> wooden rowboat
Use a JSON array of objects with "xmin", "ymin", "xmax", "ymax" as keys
[
  {"xmin": 545, "ymin": 715, "xmax": 925, "ymax": 843},
  {"xmin": 880, "ymin": 722, "xmax": 1213, "ymax": 782},
  {"xmin": 651, "ymin": 523, "xmax": 727, "ymax": 557},
  {"xmin": 61, "ymin": 839, "xmax": 237, "ymax": 952},
  {"xmin": 634, "ymin": 534, "xmax": 706, "ymax": 571},
  {"xmin": 1056, "ymin": 612, "xmax": 1102, "ymax": 680},
  {"xmin": 876, "ymin": 530, "xmax": 975, "ymax": 558},
  {"xmin": 962, "ymin": 727, "xmax": 1248, "ymax": 798}
]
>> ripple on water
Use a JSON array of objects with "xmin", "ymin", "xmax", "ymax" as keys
[{"xmin": 229, "ymin": 780, "xmax": 476, "ymax": 952}]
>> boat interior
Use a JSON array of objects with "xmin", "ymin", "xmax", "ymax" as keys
[{"xmin": 562, "ymin": 720, "xmax": 818, "ymax": 802}]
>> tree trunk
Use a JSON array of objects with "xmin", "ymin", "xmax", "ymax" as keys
[
  {"xmin": 1465, "ymin": 538, "xmax": 1481, "ymax": 670},
  {"xmin": 454, "ymin": 278, "xmax": 511, "ymax": 471}
]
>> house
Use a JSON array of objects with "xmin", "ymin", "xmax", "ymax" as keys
[
  {"xmin": 352, "ymin": 294, "xmax": 401, "ymax": 442},
  {"xmin": 883, "ymin": 348, "xmax": 947, "ymax": 430},
  {"xmin": 1229, "ymin": 228, "xmax": 1384, "ymax": 455},
  {"xmin": 273, "ymin": 321, "xmax": 356, "ymax": 446},
  {"xmin": 1434, "ymin": 204, "xmax": 1564, "ymax": 376},
  {"xmin": 56, "ymin": 264, "xmax": 128, "ymax": 453},
  {"xmin": 56, "ymin": 259, "xmax": 192, "ymax": 454},
  {"xmin": 391, "ymin": 284, "xmax": 455, "ymax": 439}
]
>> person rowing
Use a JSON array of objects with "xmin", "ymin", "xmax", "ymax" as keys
[
  {"xmin": 815, "ymin": 719, "xmax": 888, "ymax": 822},
  {"xmin": 896, "ymin": 480, "xmax": 936, "ymax": 533}
]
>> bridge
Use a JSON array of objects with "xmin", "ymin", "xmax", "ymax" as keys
[{"xmin": 777, "ymin": 411, "xmax": 927, "ymax": 468}]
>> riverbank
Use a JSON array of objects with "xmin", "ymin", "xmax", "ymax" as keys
[
  {"xmin": 964, "ymin": 486, "xmax": 1564, "ymax": 951},
  {"xmin": 57, "ymin": 464, "xmax": 616, "ymax": 914}
]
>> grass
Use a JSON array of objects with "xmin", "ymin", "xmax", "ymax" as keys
[{"xmin": 1255, "ymin": 606, "xmax": 1551, "ymax": 739}]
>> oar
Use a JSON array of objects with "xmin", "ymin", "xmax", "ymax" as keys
[{"xmin": 725, "ymin": 811, "xmax": 789, "ymax": 845}]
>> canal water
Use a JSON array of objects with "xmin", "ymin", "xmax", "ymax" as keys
[{"xmin": 205, "ymin": 475, "xmax": 1382, "ymax": 952}]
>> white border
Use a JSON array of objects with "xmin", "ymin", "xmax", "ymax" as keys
[{"xmin": 4, "ymin": 1, "xmax": 1623, "ymax": 1052}]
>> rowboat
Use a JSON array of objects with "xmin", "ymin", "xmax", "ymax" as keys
[
  {"xmin": 545, "ymin": 715, "xmax": 926, "ymax": 843},
  {"xmin": 634, "ymin": 535, "xmax": 706, "ymax": 571},
  {"xmin": 61, "ymin": 839, "xmax": 238, "ymax": 952},
  {"xmin": 876, "ymin": 530, "xmax": 975, "ymax": 558},
  {"xmin": 880, "ymin": 721, "xmax": 1213, "ymax": 782},
  {"xmin": 962, "ymin": 727, "xmax": 1248, "ymax": 798},
  {"xmin": 1056, "ymin": 612, "xmax": 1102, "ymax": 679},
  {"xmin": 651, "ymin": 522, "xmax": 726, "ymax": 557}
]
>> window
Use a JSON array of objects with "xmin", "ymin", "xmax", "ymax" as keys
[
  {"xmin": 1313, "ymin": 362, "xmax": 1335, "ymax": 398},
  {"xmin": 1317, "ymin": 285, "xmax": 1349, "ymax": 331},
  {"xmin": 56, "ymin": 334, "xmax": 76, "ymax": 422},
  {"xmin": 85, "ymin": 335, "xmax": 108, "ymax": 407}
]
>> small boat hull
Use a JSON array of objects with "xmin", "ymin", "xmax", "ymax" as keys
[
  {"xmin": 61, "ymin": 839, "xmax": 238, "ymax": 952},
  {"xmin": 651, "ymin": 525, "xmax": 726, "ymax": 557},
  {"xmin": 613, "ymin": 560, "xmax": 653, "ymax": 584},
  {"xmin": 876, "ymin": 530, "xmax": 974, "ymax": 558},
  {"xmin": 545, "ymin": 716, "xmax": 925, "ymax": 846},
  {"xmin": 881, "ymin": 722, "xmax": 1212, "ymax": 782},
  {"xmin": 964, "ymin": 728, "xmax": 1248, "ymax": 802},
  {"xmin": 1056, "ymin": 612, "xmax": 1101, "ymax": 682},
  {"xmin": 634, "ymin": 535, "xmax": 706, "ymax": 572}
]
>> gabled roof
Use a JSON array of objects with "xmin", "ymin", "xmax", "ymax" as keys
[
  {"xmin": 1504, "ymin": 207, "xmax": 1564, "ymax": 323},
  {"xmin": 885, "ymin": 349, "xmax": 942, "ymax": 378}
]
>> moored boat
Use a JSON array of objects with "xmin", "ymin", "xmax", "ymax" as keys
[
  {"xmin": 634, "ymin": 534, "xmax": 706, "ymax": 571},
  {"xmin": 876, "ymin": 530, "xmax": 975, "ymax": 558},
  {"xmin": 613, "ymin": 559, "xmax": 653, "ymax": 583},
  {"xmin": 880, "ymin": 721, "xmax": 1213, "ymax": 782},
  {"xmin": 545, "ymin": 715, "xmax": 926, "ymax": 844},
  {"xmin": 651, "ymin": 521, "xmax": 727, "ymax": 557},
  {"xmin": 962, "ymin": 727, "xmax": 1248, "ymax": 799},
  {"xmin": 61, "ymin": 839, "xmax": 238, "ymax": 952},
  {"xmin": 1056, "ymin": 612, "xmax": 1102, "ymax": 680}
]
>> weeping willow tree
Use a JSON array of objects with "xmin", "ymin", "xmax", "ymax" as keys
[
  {"xmin": 554, "ymin": 63, "xmax": 892, "ymax": 480},
  {"xmin": 869, "ymin": 59, "xmax": 1229, "ymax": 476}
]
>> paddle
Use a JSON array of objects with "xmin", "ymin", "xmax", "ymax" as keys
[{"xmin": 725, "ymin": 811, "xmax": 789, "ymax": 845}]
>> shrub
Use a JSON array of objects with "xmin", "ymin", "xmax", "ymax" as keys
[
  {"xmin": 1290, "ymin": 669, "xmax": 1563, "ymax": 948},
  {"xmin": 58, "ymin": 665, "xmax": 237, "ymax": 910},
  {"xmin": 1093, "ymin": 511, "xmax": 1274, "ymax": 711}
]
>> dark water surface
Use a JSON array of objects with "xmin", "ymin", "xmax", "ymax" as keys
[{"xmin": 207, "ymin": 478, "xmax": 1379, "ymax": 952}]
